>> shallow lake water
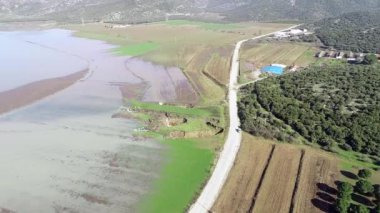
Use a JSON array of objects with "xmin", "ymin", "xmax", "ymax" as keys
[
  {"xmin": 0, "ymin": 30, "xmax": 89, "ymax": 92},
  {"xmin": 0, "ymin": 29, "xmax": 173, "ymax": 212}
]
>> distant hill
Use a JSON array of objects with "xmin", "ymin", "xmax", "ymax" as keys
[
  {"xmin": 311, "ymin": 11, "xmax": 380, "ymax": 53},
  {"xmin": 206, "ymin": 0, "xmax": 380, "ymax": 21},
  {"xmin": 1, "ymin": 0, "xmax": 380, "ymax": 23},
  {"xmin": 0, "ymin": 0, "xmax": 206, "ymax": 23}
]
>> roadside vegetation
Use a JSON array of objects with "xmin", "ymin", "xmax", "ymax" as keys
[{"xmin": 239, "ymin": 62, "xmax": 380, "ymax": 159}]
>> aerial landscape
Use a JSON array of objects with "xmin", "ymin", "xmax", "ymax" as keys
[{"xmin": 0, "ymin": 1, "xmax": 379, "ymax": 213}]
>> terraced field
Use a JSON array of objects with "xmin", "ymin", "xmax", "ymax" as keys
[
  {"xmin": 213, "ymin": 134, "xmax": 340, "ymax": 213},
  {"xmin": 241, "ymin": 42, "xmax": 317, "ymax": 67}
]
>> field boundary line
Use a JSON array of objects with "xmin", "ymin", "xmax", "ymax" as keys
[
  {"xmin": 201, "ymin": 70, "xmax": 227, "ymax": 89},
  {"xmin": 182, "ymin": 69, "xmax": 203, "ymax": 98},
  {"xmin": 289, "ymin": 149, "xmax": 306, "ymax": 213},
  {"xmin": 248, "ymin": 144, "xmax": 276, "ymax": 213}
]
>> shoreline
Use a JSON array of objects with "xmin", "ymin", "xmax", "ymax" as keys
[{"xmin": 0, "ymin": 69, "xmax": 87, "ymax": 116}]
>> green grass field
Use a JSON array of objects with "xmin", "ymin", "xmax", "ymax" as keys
[
  {"xmin": 163, "ymin": 20, "xmax": 242, "ymax": 30},
  {"xmin": 130, "ymin": 100, "xmax": 213, "ymax": 117},
  {"xmin": 138, "ymin": 139, "xmax": 214, "ymax": 213},
  {"xmin": 160, "ymin": 119, "xmax": 211, "ymax": 133},
  {"xmin": 114, "ymin": 42, "xmax": 160, "ymax": 56}
]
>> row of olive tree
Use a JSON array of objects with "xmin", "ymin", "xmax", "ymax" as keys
[{"xmin": 336, "ymin": 169, "xmax": 379, "ymax": 213}]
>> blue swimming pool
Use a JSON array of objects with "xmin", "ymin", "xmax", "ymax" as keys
[{"xmin": 262, "ymin": 66, "xmax": 284, "ymax": 75}]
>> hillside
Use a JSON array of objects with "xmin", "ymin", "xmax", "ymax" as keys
[
  {"xmin": 311, "ymin": 11, "xmax": 380, "ymax": 53},
  {"xmin": 1, "ymin": 0, "xmax": 380, "ymax": 23},
  {"xmin": 239, "ymin": 63, "xmax": 380, "ymax": 157},
  {"xmin": 0, "ymin": 0, "xmax": 206, "ymax": 23},
  {"xmin": 206, "ymin": 0, "xmax": 380, "ymax": 21}
]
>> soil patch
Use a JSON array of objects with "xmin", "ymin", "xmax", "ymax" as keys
[
  {"xmin": 293, "ymin": 151, "xmax": 339, "ymax": 213},
  {"xmin": 252, "ymin": 145, "xmax": 302, "ymax": 213},
  {"xmin": 0, "ymin": 70, "xmax": 87, "ymax": 115}
]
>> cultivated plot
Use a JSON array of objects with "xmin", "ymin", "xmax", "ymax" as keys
[{"xmin": 213, "ymin": 135, "xmax": 340, "ymax": 213}]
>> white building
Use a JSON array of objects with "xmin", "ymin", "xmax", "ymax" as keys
[
  {"xmin": 274, "ymin": 32, "xmax": 290, "ymax": 38},
  {"xmin": 289, "ymin": 29, "xmax": 304, "ymax": 35}
]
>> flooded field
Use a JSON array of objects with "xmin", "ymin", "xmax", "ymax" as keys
[
  {"xmin": 124, "ymin": 58, "xmax": 198, "ymax": 104},
  {"xmin": 0, "ymin": 29, "xmax": 196, "ymax": 212}
]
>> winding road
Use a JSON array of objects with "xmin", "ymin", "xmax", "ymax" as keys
[{"xmin": 188, "ymin": 25, "xmax": 301, "ymax": 213}]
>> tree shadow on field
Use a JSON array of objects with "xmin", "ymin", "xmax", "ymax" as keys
[
  {"xmin": 352, "ymin": 193, "xmax": 374, "ymax": 207},
  {"xmin": 311, "ymin": 198, "xmax": 335, "ymax": 213},
  {"xmin": 317, "ymin": 192, "xmax": 336, "ymax": 203},
  {"xmin": 340, "ymin": 170, "xmax": 358, "ymax": 180},
  {"xmin": 317, "ymin": 183, "xmax": 338, "ymax": 195},
  {"xmin": 312, "ymin": 183, "xmax": 338, "ymax": 213}
]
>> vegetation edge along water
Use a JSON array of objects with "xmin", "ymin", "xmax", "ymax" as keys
[{"xmin": 129, "ymin": 100, "xmax": 223, "ymax": 213}]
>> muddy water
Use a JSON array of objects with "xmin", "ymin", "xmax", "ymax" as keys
[{"xmin": 0, "ymin": 29, "xmax": 179, "ymax": 212}]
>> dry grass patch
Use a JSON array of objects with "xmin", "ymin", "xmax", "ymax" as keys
[
  {"xmin": 204, "ymin": 46, "xmax": 234, "ymax": 85},
  {"xmin": 252, "ymin": 145, "xmax": 302, "ymax": 213},
  {"xmin": 241, "ymin": 42, "xmax": 317, "ymax": 69}
]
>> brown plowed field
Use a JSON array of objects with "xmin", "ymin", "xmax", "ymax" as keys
[
  {"xmin": 292, "ymin": 151, "xmax": 339, "ymax": 213},
  {"xmin": 212, "ymin": 137, "xmax": 273, "ymax": 212},
  {"xmin": 213, "ymin": 134, "xmax": 341, "ymax": 213},
  {"xmin": 252, "ymin": 146, "xmax": 302, "ymax": 213}
]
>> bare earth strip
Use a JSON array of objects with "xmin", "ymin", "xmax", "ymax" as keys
[
  {"xmin": 293, "ymin": 151, "xmax": 339, "ymax": 213},
  {"xmin": 0, "ymin": 70, "xmax": 87, "ymax": 115},
  {"xmin": 252, "ymin": 145, "xmax": 302, "ymax": 213},
  {"xmin": 212, "ymin": 137, "xmax": 273, "ymax": 212}
]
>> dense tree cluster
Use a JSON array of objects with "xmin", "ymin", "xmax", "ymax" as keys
[
  {"xmin": 334, "ymin": 169, "xmax": 378, "ymax": 213},
  {"xmin": 239, "ymin": 63, "xmax": 380, "ymax": 157},
  {"xmin": 312, "ymin": 11, "xmax": 380, "ymax": 53}
]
